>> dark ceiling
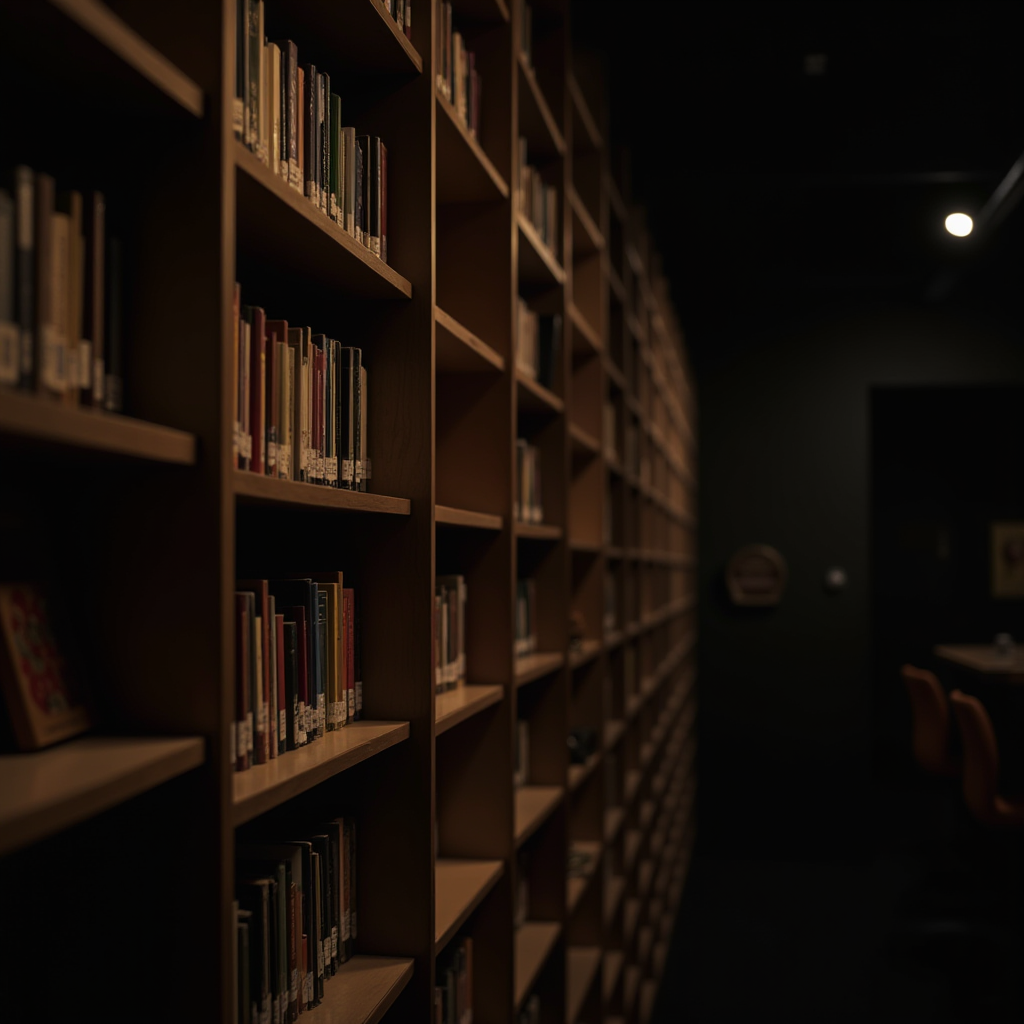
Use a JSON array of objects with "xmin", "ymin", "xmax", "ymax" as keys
[{"xmin": 572, "ymin": 0, "xmax": 1024, "ymax": 337}]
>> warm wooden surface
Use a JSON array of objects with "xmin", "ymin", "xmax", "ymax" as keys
[
  {"xmin": 234, "ymin": 471, "xmax": 412, "ymax": 515},
  {"xmin": 568, "ymin": 188, "xmax": 604, "ymax": 255},
  {"xmin": 235, "ymin": 142, "xmax": 413, "ymax": 300},
  {"xmin": 301, "ymin": 956, "xmax": 415, "ymax": 1024},
  {"xmin": 568, "ymin": 420, "xmax": 601, "ymax": 456},
  {"xmin": 604, "ymin": 875, "xmax": 626, "ymax": 926},
  {"xmin": 514, "ymin": 921, "xmax": 562, "ymax": 1009},
  {"xmin": 604, "ymin": 807, "xmax": 625, "ymax": 844},
  {"xmin": 603, "ymin": 950, "xmax": 624, "ymax": 1003},
  {"xmin": 515, "ymin": 650, "xmax": 566, "ymax": 687},
  {"xmin": 517, "ymin": 54, "xmax": 566, "ymax": 156},
  {"xmin": 517, "ymin": 214, "xmax": 567, "ymax": 286},
  {"xmin": 568, "ymin": 752, "xmax": 600, "ymax": 792},
  {"xmin": 435, "ymin": 306, "xmax": 506, "ymax": 373},
  {"xmin": 566, "ymin": 946, "xmax": 602, "ymax": 1023},
  {"xmin": 514, "ymin": 520, "xmax": 564, "ymax": 541},
  {"xmin": 604, "ymin": 719, "xmax": 626, "ymax": 749},
  {"xmin": 934, "ymin": 644, "xmax": 1024, "ymax": 675},
  {"xmin": 49, "ymin": 0, "xmax": 204, "ymax": 114},
  {"xmin": 514, "ymin": 785, "xmax": 563, "ymax": 846},
  {"xmin": 516, "ymin": 370, "xmax": 565, "ymax": 415},
  {"xmin": 0, "ymin": 735, "xmax": 204, "ymax": 856},
  {"xmin": 436, "ymin": 91, "xmax": 510, "ymax": 203},
  {"xmin": 435, "ymin": 505, "xmax": 504, "ymax": 531},
  {"xmin": 434, "ymin": 859, "xmax": 504, "ymax": 951},
  {"xmin": 0, "ymin": 391, "xmax": 197, "ymax": 463},
  {"xmin": 567, "ymin": 840, "xmax": 602, "ymax": 912},
  {"xmin": 569, "ymin": 302, "xmax": 602, "ymax": 354},
  {"xmin": 232, "ymin": 722, "xmax": 410, "ymax": 825},
  {"xmin": 434, "ymin": 685, "xmax": 504, "ymax": 735}
]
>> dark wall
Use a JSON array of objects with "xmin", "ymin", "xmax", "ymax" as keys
[{"xmin": 694, "ymin": 298, "xmax": 1024, "ymax": 860}]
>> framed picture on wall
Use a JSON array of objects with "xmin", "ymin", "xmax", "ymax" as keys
[{"xmin": 991, "ymin": 522, "xmax": 1024, "ymax": 599}]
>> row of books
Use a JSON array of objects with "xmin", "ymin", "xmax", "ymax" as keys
[
  {"xmin": 436, "ymin": 2, "xmax": 482, "ymax": 139},
  {"xmin": 235, "ymin": 818, "xmax": 357, "ymax": 1024},
  {"xmin": 434, "ymin": 574, "xmax": 467, "ymax": 694},
  {"xmin": 384, "ymin": 0, "xmax": 414, "ymax": 38},
  {"xmin": 434, "ymin": 935, "xmax": 473, "ymax": 1024},
  {"xmin": 515, "ymin": 301, "xmax": 561, "ymax": 391},
  {"xmin": 517, "ymin": 139, "xmax": 558, "ymax": 257},
  {"xmin": 233, "ymin": 575, "xmax": 361, "ymax": 774},
  {"xmin": 514, "ymin": 578, "xmax": 537, "ymax": 658},
  {"xmin": 513, "ymin": 717, "xmax": 530, "ymax": 788},
  {"xmin": 235, "ymin": 2, "xmax": 389, "ymax": 261},
  {"xmin": 0, "ymin": 167, "xmax": 122, "ymax": 408},
  {"xmin": 515, "ymin": 440, "xmax": 543, "ymax": 524},
  {"xmin": 233, "ymin": 285, "xmax": 371, "ymax": 489}
]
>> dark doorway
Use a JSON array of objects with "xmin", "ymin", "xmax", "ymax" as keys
[{"xmin": 870, "ymin": 385, "xmax": 1024, "ymax": 783}]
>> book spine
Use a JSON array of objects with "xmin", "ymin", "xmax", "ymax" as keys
[
  {"xmin": 235, "ymin": 594, "xmax": 251, "ymax": 771},
  {"xmin": 343, "ymin": 589, "xmax": 355, "ymax": 723},
  {"xmin": 265, "ymin": 323, "xmax": 278, "ymax": 476},
  {"xmin": 319, "ymin": 72, "xmax": 330, "ymax": 214},
  {"xmin": 104, "ymin": 236, "xmax": 123, "ymax": 411},
  {"xmin": 13, "ymin": 167, "xmax": 34, "ymax": 389},
  {"xmin": 302, "ymin": 64, "xmax": 318, "ymax": 205},
  {"xmin": 234, "ymin": 0, "xmax": 246, "ymax": 139},
  {"xmin": 81, "ymin": 191, "xmax": 104, "ymax": 405},
  {"xmin": 343, "ymin": 127, "xmax": 357, "ymax": 235},
  {"xmin": 247, "ymin": 0, "xmax": 262, "ymax": 154},
  {"xmin": 380, "ymin": 142, "xmax": 388, "ymax": 264},
  {"xmin": 354, "ymin": 136, "xmax": 365, "ymax": 245},
  {"xmin": 0, "ymin": 189, "xmax": 16, "ymax": 386},
  {"xmin": 329, "ymin": 94, "xmax": 341, "ymax": 223},
  {"xmin": 269, "ymin": 43, "xmax": 281, "ymax": 178},
  {"xmin": 369, "ymin": 138, "xmax": 382, "ymax": 258}
]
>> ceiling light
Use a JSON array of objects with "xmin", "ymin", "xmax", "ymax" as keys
[{"xmin": 944, "ymin": 212, "xmax": 973, "ymax": 237}]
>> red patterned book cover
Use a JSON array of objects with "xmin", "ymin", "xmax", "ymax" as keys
[{"xmin": 0, "ymin": 584, "xmax": 93, "ymax": 750}]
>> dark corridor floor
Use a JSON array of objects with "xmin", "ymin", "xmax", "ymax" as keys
[{"xmin": 651, "ymin": 781, "xmax": 1024, "ymax": 1023}]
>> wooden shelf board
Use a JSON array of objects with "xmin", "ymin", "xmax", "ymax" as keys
[
  {"xmin": 435, "ymin": 306, "xmax": 505, "ymax": 373},
  {"xmin": 235, "ymin": 142, "xmax": 413, "ymax": 300},
  {"xmin": 566, "ymin": 946, "xmax": 602, "ymax": 1023},
  {"xmin": 514, "ymin": 518, "xmax": 563, "ymax": 540},
  {"xmin": 568, "ymin": 73, "xmax": 603, "ymax": 151},
  {"xmin": 515, "ymin": 921, "xmax": 562, "ymax": 1009},
  {"xmin": 568, "ymin": 751, "xmax": 600, "ymax": 792},
  {"xmin": 566, "ymin": 840, "xmax": 602, "ymax": 913},
  {"xmin": 436, "ymin": 89, "xmax": 510, "ymax": 203},
  {"xmin": 515, "ymin": 651, "xmax": 565, "ymax": 687},
  {"xmin": 0, "ymin": 391, "xmax": 197, "ymax": 463},
  {"xmin": 568, "ymin": 187, "xmax": 604, "ymax": 256},
  {"xmin": 307, "ymin": 955, "xmax": 415, "ymax": 1024},
  {"xmin": 604, "ymin": 358, "xmax": 627, "ymax": 392},
  {"xmin": 434, "ymin": 684, "xmax": 504, "ymax": 736},
  {"xmin": 604, "ymin": 806, "xmax": 626, "ymax": 845},
  {"xmin": 517, "ymin": 54, "xmax": 566, "ymax": 157},
  {"xmin": 517, "ymin": 214, "xmax": 566, "ymax": 288},
  {"xmin": 603, "ymin": 950, "xmax": 625, "ymax": 1004},
  {"xmin": 607, "ymin": 264, "xmax": 626, "ymax": 304},
  {"xmin": 569, "ymin": 420, "xmax": 601, "ymax": 456},
  {"xmin": 570, "ymin": 539, "xmax": 602, "ymax": 555},
  {"xmin": 234, "ymin": 471, "xmax": 411, "ymax": 515},
  {"xmin": 435, "ymin": 504, "xmax": 504, "ymax": 531},
  {"xmin": 0, "ymin": 735, "xmax": 204, "ymax": 857},
  {"xmin": 604, "ymin": 628, "xmax": 625, "ymax": 650},
  {"xmin": 516, "ymin": 369, "xmax": 565, "ymax": 415},
  {"xmin": 605, "ymin": 171, "xmax": 627, "ymax": 220},
  {"xmin": 233, "ymin": 721, "xmax": 409, "ymax": 825},
  {"xmin": 624, "ymin": 770, "xmax": 642, "ymax": 807},
  {"xmin": 638, "ymin": 860, "xmax": 655, "ymax": 898},
  {"xmin": 569, "ymin": 638, "xmax": 602, "ymax": 669},
  {"xmin": 604, "ymin": 719, "xmax": 626, "ymax": 749},
  {"xmin": 514, "ymin": 784, "xmax": 563, "ymax": 846},
  {"xmin": 604, "ymin": 874, "xmax": 626, "ymax": 926},
  {"xmin": 47, "ymin": 0, "xmax": 203, "ymax": 116},
  {"xmin": 434, "ymin": 858, "xmax": 504, "ymax": 951},
  {"xmin": 569, "ymin": 302, "xmax": 602, "ymax": 355}
]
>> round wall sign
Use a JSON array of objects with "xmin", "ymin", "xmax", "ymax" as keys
[{"xmin": 725, "ymin": 545, "xmax": 787, "ymax": 606}]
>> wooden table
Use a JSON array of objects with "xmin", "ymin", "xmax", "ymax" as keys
[{"xmin": 934, "ymin": 645, "xmax": 1024, "ymax": 682}]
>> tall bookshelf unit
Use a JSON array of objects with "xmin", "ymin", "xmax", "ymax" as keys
[{"xmin": 0, "ymin": 2, "xmax": 698, "ymax": 1023}]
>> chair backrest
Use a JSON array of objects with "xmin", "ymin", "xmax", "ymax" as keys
[
  {"xmin": 949, "ymin": 690, "xmax": 1001, "ymax": 826},
  {"xmin": 900, "ymin": 664, "xmax": 956, "ymax": 777}
]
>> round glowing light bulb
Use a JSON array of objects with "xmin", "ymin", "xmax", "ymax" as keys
[{"xmin": 945, "ymin": 212, "xmax": 973, "ymax": 237}]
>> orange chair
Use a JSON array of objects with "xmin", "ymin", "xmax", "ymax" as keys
[
  {"xmin": 949, "ymin": 689, "xmax": 1024, "ymax": 828},
  {"xmin": 901, "ymin": 664, "xmax": 959, "ymax": 778}
]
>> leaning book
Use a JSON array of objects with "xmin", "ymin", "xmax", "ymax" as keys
[{"xmin": 0, "ymin": 583, "xmax": 94, "ymax": 749}]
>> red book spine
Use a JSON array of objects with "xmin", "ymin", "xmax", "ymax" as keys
[{"xmin": 343, "ymin": 588, "xmax": 355, "ymax": 721}]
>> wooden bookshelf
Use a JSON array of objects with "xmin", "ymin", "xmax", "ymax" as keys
[
  {"xmin": 0, "ymin": 1, "xmax": 698, "ymax": 1020},
  {"xmin": 232, "ymin": 721, "xmax": 410, "ymax": 825},
  {"xmin": 0, "ymin": 735, "xmax": 203, "ymax": 857},
  {"xmin": 435, "ymin": 859, "xmax": 505, "ymax": 951}
]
